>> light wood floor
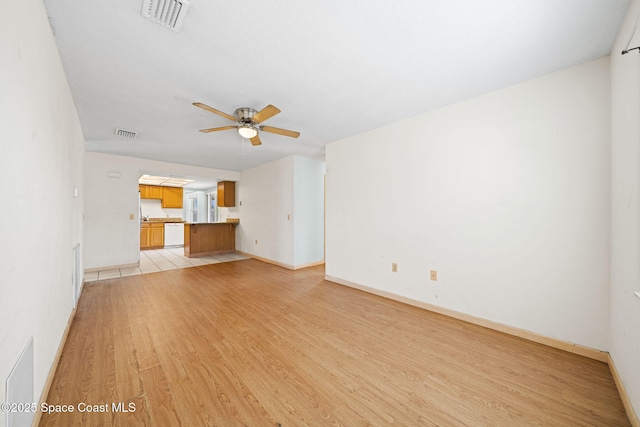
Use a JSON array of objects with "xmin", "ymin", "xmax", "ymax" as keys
[{"xmin": 40, "ymin": 259, "xmax": 630, "ymax": 426}]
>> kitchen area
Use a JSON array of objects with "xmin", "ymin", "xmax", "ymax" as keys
[{"xmin": 139, "ymin": 175, "xmax": 239, "ymax": 257}]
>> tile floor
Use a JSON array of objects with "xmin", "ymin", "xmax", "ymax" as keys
[{"xmin": 84, "ymin": 248, "xmax": 250, "ymax": 282}]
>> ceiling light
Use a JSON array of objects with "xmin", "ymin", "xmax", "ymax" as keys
[
  {"xmin": 238, "ymin": 125, "xmax": 257, "ymax": 139},
  {"xmin": 139, "ymin": 174, "xmax": 194, "ymax": 187}
]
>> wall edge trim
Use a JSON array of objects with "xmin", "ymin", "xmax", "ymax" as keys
[
  {"xmin": 84, "ymin": 261, "xmax": 139, "ymax": 273},
  {"xmin": 238, "ymin": 252, "xmax": 324, "ymax": 270},
  {"xmin": 31, "ymin": 305, "xmax": 77, "ymax": 427},
  {"xmin": 608, "ymin": 353, "xmax": 640, "ymax": 426},
  {"xmin": 292, "ymin": 260, "xmax": 326, "ymax": 270}
]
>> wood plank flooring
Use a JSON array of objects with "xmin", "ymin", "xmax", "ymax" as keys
[{"xmin": 40, "ymin": 259, "xmax": 630, "ymax": 426}]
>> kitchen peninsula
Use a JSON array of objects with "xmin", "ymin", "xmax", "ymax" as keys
[{"xmin": 184, "ymin": 221, "xmax": 238, "ymax": 257}]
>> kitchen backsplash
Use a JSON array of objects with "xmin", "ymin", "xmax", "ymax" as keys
[{"xmin": 140, "ymin": 199, "xmax": 183, "ymax": 220}]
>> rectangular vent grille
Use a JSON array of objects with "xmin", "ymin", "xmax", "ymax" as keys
[
  {"xmin": 141, "ymin": 0, "xmax": 190, "ymax": 32},
  {"xmin": 6, "ymin": 337, "xmax": 34, "ymax": 427},
  {"xmin": 114, "ymin": 128, "xmax": 138, "ymax": 139}
]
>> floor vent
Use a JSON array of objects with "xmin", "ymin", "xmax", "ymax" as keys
[
  {"xmin": 141, "ymin": 0, "xmax": 190, "ymax": 32},
  {"xmin": 114, "ymin": 128, "xmax": 138, "ymax": 139},
  {"xmin": 6, "ymin": 338, "xmax": 34, "ymax": 427}
]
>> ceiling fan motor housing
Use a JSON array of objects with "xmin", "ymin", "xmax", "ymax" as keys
[{"xmin": 235, "ymin": 107, "xmax": 257, "ymax": 123}]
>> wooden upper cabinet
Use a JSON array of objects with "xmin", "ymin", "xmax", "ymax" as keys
[
  {"xmin": 217, "ymin": 181, "xmax": 236, "ymax": 207},
  {"xmin": 140, "ymin": 184, "xmax": 183, "ymax": 207},
  {"xmin": 162, "ymin": 187, "xmax": 183, "ymax": 208},
  {"xmin": 140, "ymin": 185, "xmax": 163, "ymax": 199},
  {"xmin": 149, "ymin": 185, "xmax": 163, "ymax": 199}
]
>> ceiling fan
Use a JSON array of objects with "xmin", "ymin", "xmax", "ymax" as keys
[{"xmin": 193, "ymin": 102, "xmax": 300, "ymax": 146}]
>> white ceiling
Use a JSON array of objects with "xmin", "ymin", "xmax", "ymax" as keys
[{"xmin": 44, "ymin": 0, "xmax": 630, "ymax": 172}]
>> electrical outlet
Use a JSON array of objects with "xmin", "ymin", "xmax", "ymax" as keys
[
  {"xmin": 129, "ymin": 213, "xmax": 134, "ymax": 220},
  {"xmin": 391, "ymin": 263, "xmax": 397, "ymax": 273},
  {"xmin": 430, "ymin": 270, "xmax": 438, "ymax": 281},
  {"xmin": 255, "ymin": 240, "xmax": 258, "ymax": 245}
]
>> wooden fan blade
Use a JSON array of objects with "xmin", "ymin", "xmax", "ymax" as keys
[
  {"xmin": 252, "ymin": 105, "xmax": 281, "ymax": 123},
  {"xmin": 260, "ymin": 125, "xmax": 300, "ymax": 138},
  {"xmin": 199, "ymin": 126, "xmax": 237, "ymax": 133},
  {"xmin": 250, "ymin": 135, "xmax": 262, "ymax": 146},
  {"xmin": 193, "ymin": 102, "xmax": 237, "ymax": 122}
]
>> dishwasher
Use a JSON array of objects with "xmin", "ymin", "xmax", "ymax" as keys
[{"xmin": 164, "ymin": 223, "xmax": 185, "ymax": 248}]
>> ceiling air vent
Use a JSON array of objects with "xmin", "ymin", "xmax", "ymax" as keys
[
  {"xmin": 141, "ymin": 0, "xmax": 190, "ymax": 32},
  {"xmin": 114, "ymin": 128, "xmax": 138, "ymax": 139}
]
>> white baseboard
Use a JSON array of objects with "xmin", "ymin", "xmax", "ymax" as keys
[
  {"xmin": 238, "ymin": 252, "xmax": 324, "ymax": 270},
  {"xmin": 325, "ymin": 275, "xmax": 608, "ymax": 362},
  {"xmin": 331, "ymin": 271, "xmax": 639, "ymax": 424},
  {"xmin": 32, "ymin": 306, "xmax": 77, "ymax": 427},
  {"xmin": 607, "ymin": 354, "xmax": 640, "ymax": 427}
]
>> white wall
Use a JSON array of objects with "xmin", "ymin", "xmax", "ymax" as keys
[
  {"xmin": 326, "ymin": 58, "xmax": 611, "ymax": 350},
  {"xmin": 610, "ymin": 0, "xmax": 640, "ymax": 417},
  {"xmin": 84, "ymin": 152, "xmax": 239, "ymax": 269},
  {"xmin": 217, "ymin": 205, "xmax": 235, "ymax": 223},
  {"xmin": 0, "ymin": 0, "xmax": 85, "ymax": 425},
  {"xmin": 293, "ymin": 156, "xmax": 326, "ymax": 265},
  {"xmin": 237, "ymin": 156, "xmax": 295, "ymax": 265},
  {"xmin": 237, "ymin": 155, "xmax": 325, "ymax": 268},
  {"xmin": 140, "ymin": 199, "xmax": 183, "ymax": 220}
]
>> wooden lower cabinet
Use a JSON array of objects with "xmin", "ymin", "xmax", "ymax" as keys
[
  {"xmin": 150, "ymin": 225, "xmax": 164, "ymax": 247},
  {"xmin": 184, "ymin": 223, "xmax": 236, "ymax": 257},
  {"xmin": 140, "ymin": 223, "xmax": 164, "ymax": 249},
  {"xmin": 140, "ymin": 226, "xmax": 150, "ymax": 249}
]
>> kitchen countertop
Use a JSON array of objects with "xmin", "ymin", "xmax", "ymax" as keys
[
  {"xmin": 184, "ymin": 222, "xmax": 238, "ymax": 225},
  {"xmin": 144, "ymin": 217, "xmax": 185, "ymax": 223}
]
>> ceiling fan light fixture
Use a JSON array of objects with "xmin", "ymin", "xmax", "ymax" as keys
[
  {"xmin": 238, "ymin": 125, "xmax": 257, "ymax": 139},
  {"xmin": 193, "ymin": 102, "xmax": 299, "ymax": 144}
]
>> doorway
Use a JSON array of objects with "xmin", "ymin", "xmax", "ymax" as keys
[
  {"xmin": 207, "ymin": 192, "xmax": 217, "ymax": 223},
  {"xmin": 189, "ymin": 196, "xmax": 198, "ymax": 223}
]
